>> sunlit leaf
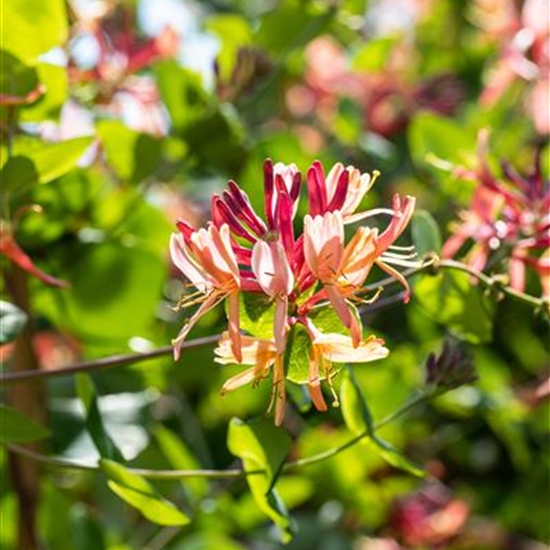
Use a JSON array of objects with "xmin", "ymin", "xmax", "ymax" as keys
[
  {"xmin": 0, "ymin": 403, "xmax": 50, "ymax": 444},
  {"xmin": 1, "ymin": 137, "xmax": 93, "ymax": 190},
  {"xmin": 100, "ymin": 459, "xmax": 190, "ymax": 526},
  {"xmin": 227, "ymin": 417, "xmax": 294, "ymax": 543},
  {"xmin": 408, "ymin": 113, "xmax": 476, "ymax": 200},
  {"xmin": 255, "ymin": 3, "xmax": 335, "ymax": 58},
  {"xmin": 286, "ymin": 306, "xmax": 353, "ymax": 384},
  {"xmin": 205, "ymin": 14, "xmax": 253, "ymax": 81},
  {"xmin": 20, "ymin": 63, "xmax": 68, "ymax": 122},
  {"xmin": 352, "ymin": 36, "xmax": 397, "ymax": 71},
  {"xmin": 0, "ymin": 50, "xmax": 40, "ymax": 102},
  {"xmin": 2, "ymin": 0, "xmax": 68, "ymax": 62},
  {"xmin": 0, "ymin": 301, "xmax": 28, "ymax": 344},
  {"xmin": 36, "ymin": 242, "xmax": 166, "ymax": 340},
  {"xmin": 155, "ymin": 62, "xmax": 209, "ymax": 132},
  {"xmin": 412, "ymin": 209, "xmax": 442, "ymax": 256},
  {"xmin": 340, "ymin": 369, "xmax": 424, "ymax": 477},
  {"xmin": 414, "ymin": 270, "xmax": 495, "ymax": 343},
  {"xmin": 236, "ymin": 292, "xmax": 276, "ymax": 340},
  {"xmin": 97, "ymin": 120, "xmax": 161, "ymax": 184},
  {"xmin": 153, "ymin": 425, "xmax": 207, "ymax": 500}
]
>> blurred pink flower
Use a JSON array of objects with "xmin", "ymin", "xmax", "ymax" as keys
[
  {"xmin": 478, "ymin": 0, "xmax": 549, "ymax": 134},
  {"xmin": 391, "ymin": 483, "xmax": 469, "ymax": 546},
  {"xmin": 251, "ymin": 239, "xmax": 294, "ymax": 356},
  {"xmin": 68, "ymin": 4, "xmax": 178, "ymax": 136},
  {"xmin": 442, "ymin": 132, "xmax": 549, "ymax": 297}
]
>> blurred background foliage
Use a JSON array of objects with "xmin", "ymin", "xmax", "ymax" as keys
[{"xmin": 0, "ymin": 0, "xmax": 548, "ymax": 549}]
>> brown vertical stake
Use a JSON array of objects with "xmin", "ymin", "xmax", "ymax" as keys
[{"xmin": 4, "ymin": 265, "xmax": 47, "ymax": 550}]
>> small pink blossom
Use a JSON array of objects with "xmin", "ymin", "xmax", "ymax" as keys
[
  {"xmin": 304, "ymin": 210, "xmax": 378, "ymax": 346},
  {"xmin": 170, "ymin": 224, "xmax": 241, "ymax": 361},
  {"xmin": 171, "ymin": 158, "xmax": 416, "ymax": 423},
  {"xmin": 251, "ymin": 239, "xmax": 294, "ymax": 354}
]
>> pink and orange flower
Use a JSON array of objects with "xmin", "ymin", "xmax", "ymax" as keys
[{"xmin": 170, "ymin": 158, "xmax": 416, "ymax": 424}]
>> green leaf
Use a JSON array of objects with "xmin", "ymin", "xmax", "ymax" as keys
[
  {"xmin": 411, "ymin": 210, "xmax": 442, "ymax": 256},
  {"xmin": 408, "ymin": 113, "xmax": 476, "ymax": 200},
  {"xmin": 36, "ymin": 242, "xmax": 166, "ymax": 340},
  {"xmin": 1, "ymin": 137, "xmax": 93, "ymax": 191},
  {"xmin": 352, "ymin": 36, "xmax": 397, "ymax": 71},
  {"xmin": 0, "ymin": 403, "xmax": 50, "ymax": 444},
  {"xmin": 0, "ymin": 50, "xmax": 40, "ymax": 101},
  {"xmin": 76, "ymin": 374, "xmax": 124, "ymax": 461},
  {"xmin": 97, "ymin": 120, "xmax": 161, "ymax": 184},
  {"xmin": 227, "ymin": 417, "xmax": 294, "ymax": 543},
  {"xmin": 155, "ymin": 62, "xmax": 210, "ymax": 132},
  {"xmin": 205, "ymin": 14, "xmax": 253, "ymax": 81},
  {"xmin": 0, "ymin": 301, "xmax": 28, "ymax": 344},
  {"xmin": 2, "ymin": 0, "xmax": 68, "ymax": 62},
  {"xmin": 409, "ymin": 113, "xmax": 473, "ymax": 165},
  {"xmin": 285, "ymin": 324, "xmax": 312, "ymax": 385},
  {"xmin": 20, "ymin": 62, "xmax": 68, "ymax": 121},
  {"xmin": 153, "ymin": 425, "xmax": 207, "ymax": 500},
  {"xmin": 414, "ymin": 270, "xmax": 495, "ymax": 343},
  {"xmin": 255, "ymin": 3, "xmax": 335, "ymax": 58},
  {"xmin": 237, "ymin": 292, "xmax": 276, "ymax": 340},
  {"xmin": 100, "ymin": 459, "xmax": 190, "ymax": 526},
  {"xmin": 286, "ymin": 306, "xmax": 354, "ymax": 384},
  {"xmin": 340, "ymin": 369, "xmax": 424, "ymax": 477}
]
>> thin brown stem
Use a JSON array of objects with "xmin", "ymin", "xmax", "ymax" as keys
[{"xmin": 0, "ymin": 334, "xmax": 220, "ymax": 385}]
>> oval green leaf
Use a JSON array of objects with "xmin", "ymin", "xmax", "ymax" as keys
[{"xmin": 100, "ymin": 459, "xmax": 190, "ymax": 526}]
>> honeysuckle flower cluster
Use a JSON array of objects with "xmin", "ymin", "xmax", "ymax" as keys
[
  {"xmin": 441, "ymin": 132, "xmax": 549, "ymax": 298},
  {"xmin": 170, "ymin": 159, "xmax": 416, "ymax": 424}
]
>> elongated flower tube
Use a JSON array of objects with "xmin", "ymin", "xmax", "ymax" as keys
[
  {"xmin": 215, "ymin": 332, "xmax": 286, "ymax": 426},
  {"xmin": 251, "ymin": 239, "xmax": 294, "ymax": 354},
  {"xmin": 307, "ymin": 329, "xmax": 390, "ymax": 411},
  {"xmin": 307, "ymin": 160, "xmax": 379, "ymax": 220},
  {"xmin": 303, "ymin": 210, "xmax": 378, "ymax": 346},
  {"xmin": 324, "ymin": 162, "xmax": 379, "ymax": 220},
  {"xmin": 264, "ymin": 159, "xmax": 301, "ymax": 226},
  {"xmin": 170, "ymin": 224, "xmax": 242, "ymax": 361},
  {"xmin": 374, "ymin": 194, "xmax": 416, "ymax": 300}
]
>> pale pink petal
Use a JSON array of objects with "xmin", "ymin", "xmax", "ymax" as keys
[
  {"xmin": 272, "ymin": 355, "xmax": 286, "ymax": 426},
  {"xmin": 274, "ymin": 296, "xmax": 288, "ymax": 355},
  {"xmin": 214, "ymin": 332, "xmax": 277, "ymax": 365},
  {"xmin": 376, "ymin": 194, "xmax": 416, "ymax": 255},
  {"xmin": 326, "ymin": 285, "xmax": 361, "ymax": 346},
  {"xmin": 325, "ymin": 162, "xmax": 345, "ymax": 201},
  {"xmin": 304, "ymin": 212, "xmax": 344, "ymax": 282},
  {"xmin": 251, "ymin": 240, "xmax": 294, "ymax": 296},
  {"xmin": 375, "ymin": 259, "xmax": 411, "ymax": 302},
  {"xmin": 341, "ymin": 168, "xmax": 374, "ymax": 217},
  {"xmin": 221, "ymin": 366, "xmax": 269, "ymax": 394},
  {"xmin": 227, "ymin": 292, "xmax": 242, "ymax": 362},
  {"xmin": 170, "ymin": 233, "xmax": 210, "ymax": 293},
  {"xmin": 341, "ymin": 226, "xmax": 377, "ymax": 287},
  {"xmin": 308, "ymin": 349, "xmax": 328, "ymax": 411},
  {"xmin": 315, "ymin": 333, "xmax": 389, "ymax": 363}
]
